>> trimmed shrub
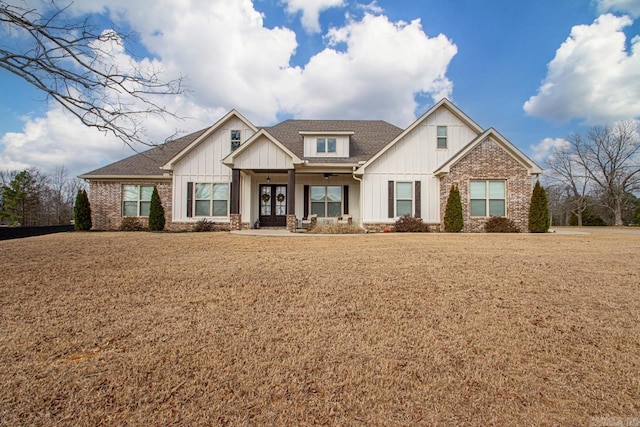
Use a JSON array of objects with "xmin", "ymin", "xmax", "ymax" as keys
[
  {"xmin": 192, "ymin": 219, "xmax": 219, "ymax": 232},
  {"xmin": 528, "ymin": 181, "xmax": 550, "ymax": 233},
  {"xmin": 444, "ymin": 184, "xmax": 463, "ymax": 232},
  {"xmin": 485, "ymin": 216, "xmax": 520, "ymax": 233},
  {"xmin": 119, "ymin": 217, "xmax": 143, "ymax": 231},
  {"xmin": 74, "ymin": 189, "xmax": 92, "ymax": 231},
  {"xmin": 394, "ymin": 215, "xmax": 430, "ymax": 232},
  {"xmin": 308, "ymin": 222, "xmax": 365, "ymax": 234},
  {"xmin": 148, "ymin": 186, "xmax": 165, "ymax": 231}
]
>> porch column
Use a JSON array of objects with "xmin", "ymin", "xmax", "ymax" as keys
[
  {"xmin": 230, "ymin": 168, "xmax": 241, "ymax": 230},
  {"xmin": 286, "ymin": 169, "xmax": 296, "ymax": 232},
  {"xmin": 231, "ymin": 168, "xmax": 240, "ymax": 214},
  {"xmin": 287, "ymin": 169, "xmax": 295, "ymax": 215}
]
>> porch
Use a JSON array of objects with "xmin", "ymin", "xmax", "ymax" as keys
[{"xmin": 230, "ymin": 169, "xmax": 360, "ymax": 232}]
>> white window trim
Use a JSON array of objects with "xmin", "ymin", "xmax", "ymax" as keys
[
  {"xmin": 194, "ymin": 183, "xmax": 230, "ymax": 218},
  {"xmin": 316, "ymin": 137, "xmax": 338, "ymax": 154},
  {"xmin": 469, "ymin": 180, "xmax": 507, "ymax": 217},
  {"xmin": 437, "ymin": 125, "xmax": 447, "ymax": 149},
  {"xmin": 310, "ymin": 185, "xmax": 342, "ymax": 218},
  {"xmin": 122, "ymin": 184, "xmax": 154, "ymax": 217},
  {"xmin": 395, "ymin": 181, "xmax": 413, "ymax": 217},
  {"xmin": 230, "ymin": 130, "xmax": 242, "ymax": 151}
]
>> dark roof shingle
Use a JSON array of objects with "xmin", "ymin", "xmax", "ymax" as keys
[
  {"xmin": 264, "ymin": 119, "xmax": 403, "ymax": 163},
  {"xmin": 80, "ymin": 118, "xmax": 403, "ymax": 177},
  {"xmin": 79, "ymin": 128, "xmax": 208, "ymax": 177}
]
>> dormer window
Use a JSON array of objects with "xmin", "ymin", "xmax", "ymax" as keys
[
  {"xmin": 231, "ymin": 130, "xmax": 241, "ymax": 151},
  {"xmin": 301, "ymin": 131, "xmax": 353, "ymax": 157},
  {"xmin": 316, "ymin": 138, "xmax": 337, "ymax": 153}
]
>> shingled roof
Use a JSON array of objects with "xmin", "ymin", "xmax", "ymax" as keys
[
  {"xmin": 80, "ymin": 117, "xmax": 404, "ymax": 177},
  {"xmin": 79, "ymin": 128, "xmax": 208, "ymax": 178},
  {"xmin": 264, "ymin": 119, "xmax": 403, "ymax": 164}
]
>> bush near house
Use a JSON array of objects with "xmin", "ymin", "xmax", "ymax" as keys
[
  {"xmin": 74, "ymin": 189, "xmax": 92, "ymax": 231},
  {"xmin": 529, "ymin": 181, "xmax": 550, "ymax": 233},
  {"xmin": 148, "ymin": 186, "xmax": 165, "ymax": 231},
  {"xmin": 119, "ymin": 217, "xmax": 144, "ymax": 231},
  {"xmin": 444, "ymin": 184, "xmax": 463, "ymax": 232},
  {"xmin": 394, "ymin": 215, "xmax": 430, "ymax": 232},
  {"xmin": 308, "ymin": 222, "xmax": 365, "ymax": 234},
  {"xmin": 485, "ymin": 216, "xmax": 520, "ymax": 233}
]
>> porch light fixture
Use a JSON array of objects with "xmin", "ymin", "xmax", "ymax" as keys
[
  {"xmin": 266, "ymin": 176, "xmax": 271, "ymax": 184},
  {"xmin": 324, "ymin": 173, "xmax": 330, "ymax": 180}
]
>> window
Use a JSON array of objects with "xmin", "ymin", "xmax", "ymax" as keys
[
  {"xmin": 470, "ymin": 180, "xmax": 506, "ymax": 217},
  {"xmin": 396, "ymin": 182, "xmax": 413, "ymax": 217},
  {"xmin": 327, "ymin": 138, "xmax": 337, "ymax": 153},
  {"xmin": 194, "ymin": 183, "xmax": 229, "ymax": 216},
  {"xmin": 437, "ymin": 126, "xmax": 447, "ymax": 149},
  {"xmin": 310, "ymin": 186, "xmax": 342, "ymax": 217},
  {"xmin": 316, "ymin": 138, "xmax": 326, "ymax": 153},
  {"xmin": 316, "ymin": 138, "xmax": 337, "ymax": 153},
  {"xmin": 231, "ymin": 130, "xmax": 241, "ymax": 151},
  {"xmin": 122, "ymin": 185, "xmax": 154, "ymax": 216}
]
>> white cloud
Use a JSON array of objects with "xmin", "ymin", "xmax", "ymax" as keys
[
  {"xmin": 1, "ymin": 0, "xmax": 457, "ymax": 175},
  {"xmin": 596, "ymin": 0, "xmax": 640, "ymax": 18},
  {"xmin": 357, "ymin": 1, "xmax": 384, "ymax": 15},
  {"xmin": 524, "ymin": 14, "xmax": 640, "ymax": 124},
  {"xmin": 529, "ymin": 137, "xmax": 570, "ymax": 163},
  {"xmin": 282, "ymin": 0, "xmax": 346, "ymax": 33},
  {"xmin": 282, "ymin": 13, "xmax": 457, "ymax": 126}
]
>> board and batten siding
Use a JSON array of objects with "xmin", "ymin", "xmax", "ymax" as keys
[
  {"xmin": 361, "ymin": 105, "xmax": 480, "ymax": 223},
  {"xmin": 172, "ymin": 117, "xmax": 255, "ymax": 222},
  {"xmin": 232, "ymin": 135, "xmax": 295, "ymax": 170}
]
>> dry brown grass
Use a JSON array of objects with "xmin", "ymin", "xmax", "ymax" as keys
[{"xmin": 1, "ymin": 231, "xmax": 639, "ymax": 426}]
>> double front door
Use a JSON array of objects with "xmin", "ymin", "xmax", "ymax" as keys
[{"xmin": 259, "ymin": 185, "xmax": 287, "ymax": 227}]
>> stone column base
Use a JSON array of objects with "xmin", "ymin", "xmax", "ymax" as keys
[
  {"xmin": 230, "ymin": 213, "xmax": 242, "ymax": 231},
  {"xmin": 286, "ymin": 214, "xmax": 297, "ymax": 232}
]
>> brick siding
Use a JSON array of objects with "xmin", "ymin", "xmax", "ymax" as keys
[
  {"xmin": 88, "ymin": 180, "xmax": 172, "ymax": 230},
  {"xmin": 439, "ymin": 137, "xmax": 533, "ymax": 232}
]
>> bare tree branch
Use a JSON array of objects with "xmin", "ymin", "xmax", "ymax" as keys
[{"xmin": 0, "ymin": 1, "xmax": 184, "ymax": 147}]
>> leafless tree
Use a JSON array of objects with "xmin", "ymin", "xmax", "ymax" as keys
[
  {"xmin": 545, "ymin": 137, "xmax": 591, "ymax": 226},
  {"xmin": 573, "ymin": 121, "xmax": 640, "ymax": 226},
  {"xmin": 0, "ymin": 1, "xmax": 184, "ymax": 147}
]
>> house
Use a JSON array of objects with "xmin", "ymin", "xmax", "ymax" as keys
[{"xmin": 79, "ymin": 98, "xmax": 542, "ymax": 232}]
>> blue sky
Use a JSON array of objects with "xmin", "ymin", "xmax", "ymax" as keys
[{"xmin": 1, "ymin": 0, "xmax": 639, "ymax": 177}]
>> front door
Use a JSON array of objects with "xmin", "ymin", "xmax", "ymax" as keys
[{"xmin": 259, "ymin": 184, "xmax": 287, "ymax": 227}]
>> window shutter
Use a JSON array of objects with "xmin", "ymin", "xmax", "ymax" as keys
[
  {"xmin": 186, "ymin": 182, "xmax": 193, "ymax": 218},
  {"xmin": 343, "ymin": 185, "xmax": 349, "ymax": 214},
  {"xmin": 414, "ymin": 181, "xmax": 421, "ymax": 218},
  {"xmin": 388, "ymin": 181, "xmax": 394, "ymax": 218},
  {"xmin": 303, "ymin": 185, "xmax": 309, "ymax": 219}
]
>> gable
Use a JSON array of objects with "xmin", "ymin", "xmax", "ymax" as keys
[
  {"xmin": 359, "ymin": 100, "xmax": 482, "ymax": 175},
  {"xmin": 356, "ymin": 98, "xmax": 483, "ymax": 175},
  {"xmin": 434, "ymin": 129, "xmax": 542, "ymax": 177},
  {"xmin": 163, "ymin": 110, "xmax": 257, "ymax": 171},
  {"xmin": 222, "ymin": 131, "xmax": 301, "ymax": 170}
]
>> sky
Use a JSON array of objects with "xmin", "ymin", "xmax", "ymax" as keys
[{"xmin": 1, "ymin": 0, "xmax": 639, "ymax": 178}]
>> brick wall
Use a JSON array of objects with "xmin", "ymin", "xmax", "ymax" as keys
[
  {"xmin": 88, "ymin": 180, "xmax": 173, "ymax": 230},
  {"xmin": 439, "ymin": 137, "xmax": 534, "ymax": 232}
]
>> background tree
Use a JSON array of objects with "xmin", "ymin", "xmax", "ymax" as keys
[
  {"xmin": 528, "ymin": 181, "xmax": 550, "ymax": 233},
  {"xmin": 74, "ymin": 189, "xmax": 92, "ymax": 230},
  {"xmin": 148, "ymin": 186, "xmax": 165, "ymax": 231},
  {"xmin": 0, "ymin": 1, "xmax": 183, "ymax": 147},
  {"xmin": 0, "ymin": 169, "xmax": 40, "ymax": 226},
  {"xmin": 572, "ymin": 121, "xmax": 640, "ymax": 226},
  {"xmin": 545, "ymin": 142, "xmax": 590, "ymax": 226},
  {"xmin": 444, "ymin": 184, "xmax": 463, "ymax": 232},
  {"xmin": 1, "ymin": 167, "xmax": 84, "ymax": 226}
]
